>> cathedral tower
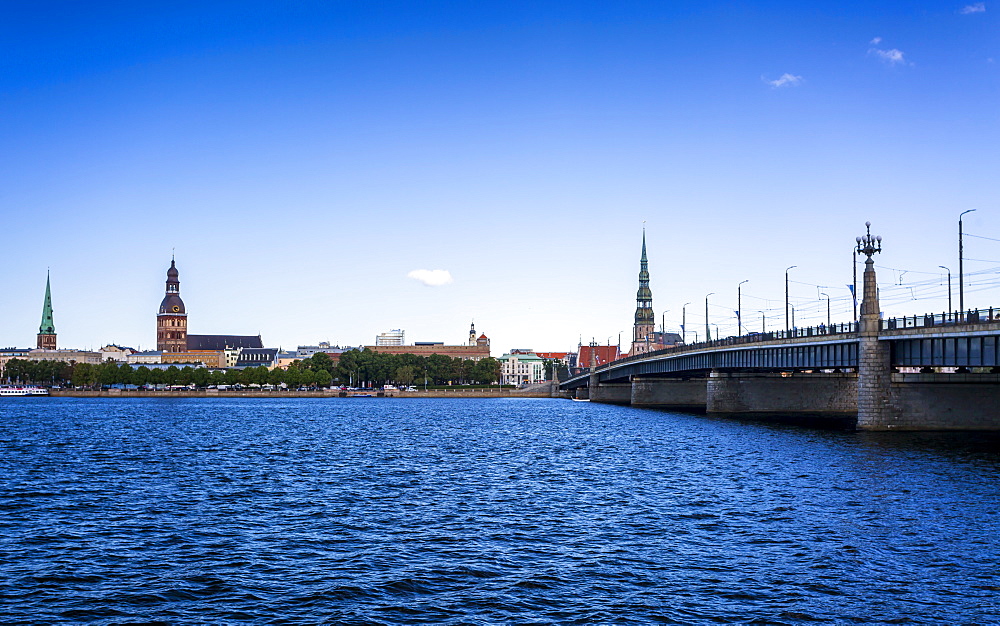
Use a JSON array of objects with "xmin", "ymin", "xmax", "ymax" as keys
[
  {"xmin": 631, "ymin": 230, "xmax": 655, "ymax": 356},
  {"xmin": 37, "ymin": 271, "xmax": 57, "ymax": 350},
  {"xmin": 156, "ymin": 258, "xmax": 188, "ymax": 352}
]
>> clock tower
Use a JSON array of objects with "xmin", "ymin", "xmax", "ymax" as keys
[{"xmin": 157, "ymin": 257, "xmax": 188, "ymax": 352}]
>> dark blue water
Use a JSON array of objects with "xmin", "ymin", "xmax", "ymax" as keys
[{"xmin": 2, "ymin": 398, "xmax": 999, "ymax": 623}]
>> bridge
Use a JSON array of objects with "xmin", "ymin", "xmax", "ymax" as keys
[{"xmin": 559, "ymin": 226, "xmax": 1000, "ymax": 431}]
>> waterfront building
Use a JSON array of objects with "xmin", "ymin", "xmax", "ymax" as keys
[
  {"xmin": 366, "ymin": 326, "xmax": 490, "ymax": 361},
  {"xmin": 375, "ymin": 329, "xmax": 405, "ymax": 346},
  {"xmin": 576, "ymin": 342, "xmax": 620, "ymax": 372},
  {"xmin": 37, "ymin": 271, "xmax": 57, "ymax": 350},
  {"xmin": 27, "ymin": 349, "xmax": 102, "ymax": 365},
  {"xmin": 535, "ymin": 351, "xmax": 570, "ymax": 365},
  {"xmin": 186, "ymin": 334, "xmax": 263, "ymax": 351},
  {"xmin": 0, "ymin": 348, "xmax": 32, "ymax": 376},
  {"xmin": 162, "ymin": 350, "xmax": 227, "ymax": 368},
  {"xmin": 498, "ymin": 351, "xmax": 547, "ymax": 385},
  {"xmin": 234, "ymin": 348, "xmax": 280, "ymax": 369},
  {"xmin": 127, "ymin": 350, "xmax": 163, "ymax": 365},
  {"xmin": 100, "ymin": 345, "xmax": 136, "ymax": 362}
]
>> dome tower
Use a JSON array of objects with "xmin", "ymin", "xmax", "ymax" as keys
[{"xmin": 156, "ymin": 257, "xmax": 188, "ymax": 352}]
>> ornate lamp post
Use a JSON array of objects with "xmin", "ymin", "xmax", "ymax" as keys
[
  {"xmin": 737, "ymin": 280, "xmax": 748, "ymax": 336},
  {"xmin": 959, "ymin": 209, "xmax": 976, "ymax": 317},
  {"xmin": 785, "ymin": 265, "xmax": 797, "ymax": 332},
  {"xmin": 938, "ymin": 265, "xmax": 952, "ymax": 315},
  {"xmin": 856, "ymin": 221, "xmax": 883, "ymax": 325}
]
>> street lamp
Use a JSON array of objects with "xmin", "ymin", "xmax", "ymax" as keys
[
  {"xmin": 737, "ymin": 280, "xmax": 749, "ymax": 336},
  {"xmin": 785, "ymin": 265, "xmax": 797, "ymax": 332},
  {"xmin": 682, "ymin": 302, "xmax": 691, "ymax": 344},
  {"xmin": 959, "ymin": 209, "xmax": 976, "ymax": 316},
  {"xmin": 705, "ymin": 293, "xmax": 715, "ymax": 342},
  {"xmin": 938, "ymin": 265, "xmax": 952, "ymax": 315},
  {"xmin": 820, "ymin": 292, "xmax": 830, "ymax": 326}
]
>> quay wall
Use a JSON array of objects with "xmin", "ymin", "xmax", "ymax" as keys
[{"xmin": 49, "ymin": 389, "xmax": 551, "ymax": 399}]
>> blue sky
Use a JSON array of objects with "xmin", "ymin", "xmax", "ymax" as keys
[{"xmin": 2, "ymin": 1, "xmax": 997, "ymax": 352}]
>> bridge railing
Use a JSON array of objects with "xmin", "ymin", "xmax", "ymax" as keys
[
  {"xmin": 883, "ymin": 307, "xmax": 1000, "ymax": 331},
  {"xmin": 569, "ymin": 321, "xmax": 859, "ymax": 376},
  {"xmin": 564, "ymin": 308, "xmax": 1000, "ymax": 381}
]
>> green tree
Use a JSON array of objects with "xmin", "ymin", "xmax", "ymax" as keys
[
  {"xmin": 315, "ymin": 369, "xmax": 332, "ymax": 388},
  {"xmin": 394, "ymin": 365, "xmax": 415, "ymax": 386},
  {"xmin": 309, "ymin": 352, "xmax": 333, "ymax": 373},
  {"xmin": 191, "ymin": 367, "xmax": 209, "ymax": 387}
]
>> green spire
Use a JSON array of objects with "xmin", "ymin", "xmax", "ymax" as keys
[
  {"xmin": 635, "ymin": 228, "xmax": 653, "ymax": 324},
  {"xmin": 39, "ymin": 271, "xmax": 55, "ymax": 335}
]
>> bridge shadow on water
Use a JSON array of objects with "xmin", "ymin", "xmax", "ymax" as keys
[
  {"xmin": 655, "ymin": 409, "xmax": 858, "ymax": 431},
  {"xmin": 646, "ymin": 407, "xmax": 1000, "ymax": 459}
]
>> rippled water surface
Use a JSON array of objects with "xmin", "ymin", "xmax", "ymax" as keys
[{"xmin": 2, "ymin": 398, "xmax": 999, "ymax": 623}]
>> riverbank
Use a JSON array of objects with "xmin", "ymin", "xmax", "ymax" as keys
[{"xmin": 49, "ymin": 388, "xmax": 555, "ymax": 399}]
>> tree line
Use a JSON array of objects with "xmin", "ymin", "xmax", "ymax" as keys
[{"xmin": 1, "ymin": 349, "xmax": 501, "ymax": 388}]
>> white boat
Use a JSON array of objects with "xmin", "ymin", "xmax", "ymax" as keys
[{"xmin": 0, "ymin": 386, "xmax": 50, "ymax": 397}]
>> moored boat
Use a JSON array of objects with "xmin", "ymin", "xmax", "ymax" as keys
[{"xmin": 0, "ymin": 386, "xmax": 50, "ymax": 397}]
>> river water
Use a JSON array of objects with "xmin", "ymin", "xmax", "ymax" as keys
[{"xmin": 1, "ymin": 398, "xmax": 998, "ymax": 623}]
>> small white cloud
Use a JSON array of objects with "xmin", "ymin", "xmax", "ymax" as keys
[
  {"xmin": 407, "ymin": 269, "xmax": 454, "ymax": 286},
  {"xmin": 869, "ymin": 47, "xmax": 907, "ymax": 65},
  {"xmin": 870, "ymin": 36, "xmax": 882, "ymax": 44},
  {"xmin": 960, "ymin": 2, "xmax": 986, "ymax": 13},
  {"xmin": 764, "ymin": 73, "xmax": 803, "ymax": 88}
]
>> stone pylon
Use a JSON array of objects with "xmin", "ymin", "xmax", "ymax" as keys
[{"xmin": 855, "ymin": 223, "xmax": 893, "ymax": 430}]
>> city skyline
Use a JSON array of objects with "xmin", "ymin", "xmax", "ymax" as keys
[{"xmin": 2, "ymin": 2, "xmax": 997, "ymax": 351}]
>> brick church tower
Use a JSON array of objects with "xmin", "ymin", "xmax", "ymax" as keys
[
  {"xmin": 37, "ymin": 271, "xmax": 57, "ymax": 350},
  {"xmin": 157, "ymin": 257, "xmax": 188, "ymax": 352}
]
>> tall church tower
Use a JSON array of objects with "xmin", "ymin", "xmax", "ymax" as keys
[
  {"xmin": 156, "ymin": 258, "xmax": 188, "ymax": 353},
  {"xmin": 37, "ymin": 271, "xmax": 57, "ymax": 350},
  {"xmin": 469, "ymin": 321, "xmax": 477, "ymax": 346},
  {"xmin": 630, "ymin": 230, "xmax": 655, "ymax": 356}
]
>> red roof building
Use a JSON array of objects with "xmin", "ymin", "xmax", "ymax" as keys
[{"xmin": 577, "ymin": 344, "xmax": 621, "ymax": 369}]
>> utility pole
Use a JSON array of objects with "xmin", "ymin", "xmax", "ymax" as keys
[
  {"xmin": 852, "ymin": 250, "xmax": 858, "ymax": 322},
  {"xmin": 959, "ymin": 209, "xmax": 976, "ymax": 318},
  {"xmin": 820, "ymin": 292, "xmax": 830, "ymax": 326},
  {"xmin": 786, "ymin": 266, "xmax": 797, "ymax": 332},
  {"xmin": 737, "ymin": 280, "xmax": 748, "ymax": 336},
  {"xmin": 939, "ymin": 265, "xmax": 952, "ymax": 315},
  {"xmin": 705, "ymin": 293, "xmax": 715, "ymax": 342},
  {"xmin": 682, "ymin": 302, "xmax": 691, "ymax": 344}
]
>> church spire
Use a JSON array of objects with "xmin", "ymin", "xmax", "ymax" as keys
[
  {"xmin": 631, "ymin": 228, "xmax": 655, "ymax": 355},
  {"xmin": 37, "ymin": 270, "xmax": 57, "ymax": 350}
]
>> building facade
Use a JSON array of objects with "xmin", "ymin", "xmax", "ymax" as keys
[
  {"xmin": 27, "ymin": 349, "xmax": 103, "ymax": 365},
  {"xmin": 498, "ymin": 351, "xmax": 547, "ymax": 385},
  {"xmin": 375, "ymin": 330, "xmax": 405, "ymax": 346}
]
